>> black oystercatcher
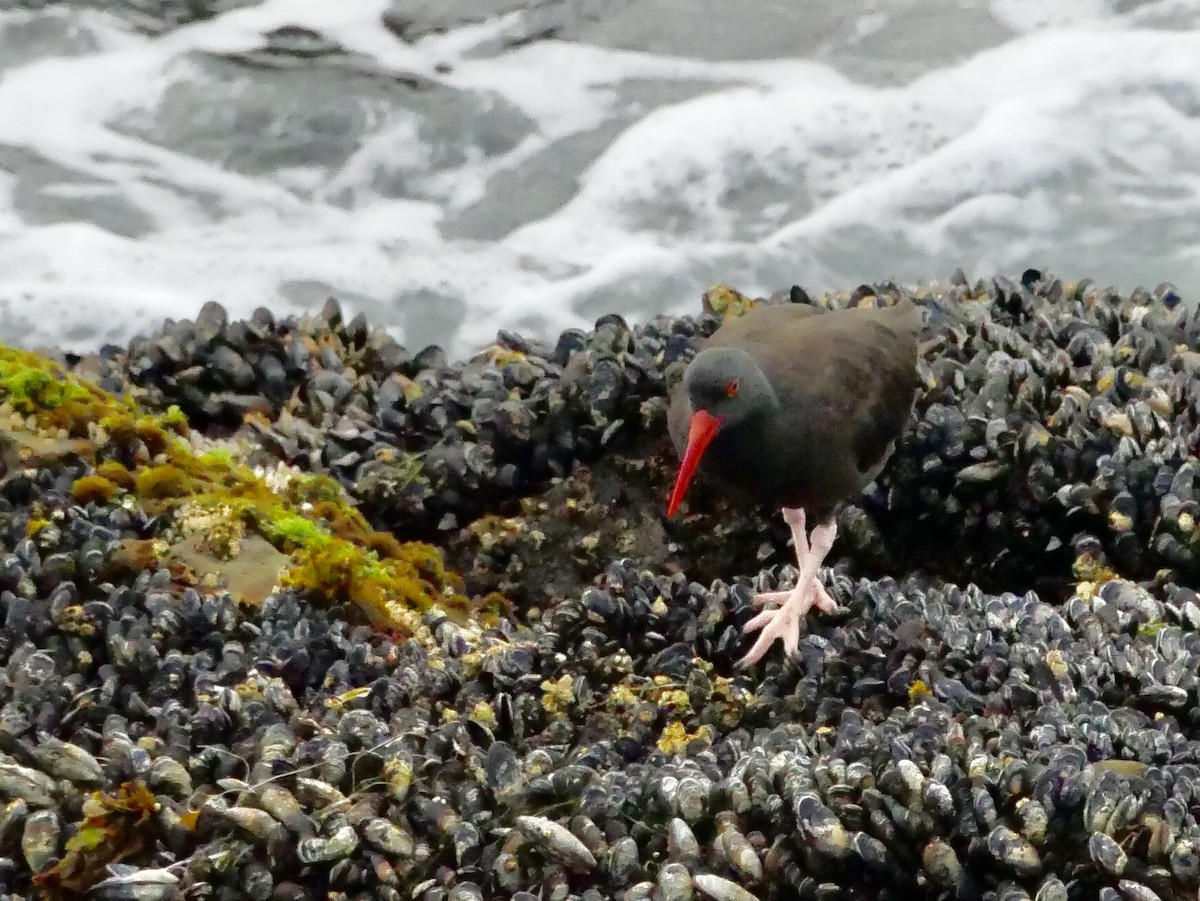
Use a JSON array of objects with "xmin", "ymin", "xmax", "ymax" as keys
[{"xmin": 666, "ymin": 299, "xmax": 921, "ymax": 665}]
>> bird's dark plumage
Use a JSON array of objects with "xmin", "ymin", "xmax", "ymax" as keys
[{"xmin": 667, "ymin": 299, "xmax": 921, "ymax": 520}]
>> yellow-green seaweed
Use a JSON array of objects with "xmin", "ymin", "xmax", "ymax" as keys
[
  {"xmin": 70, "ymin": 474, "xmax": 121, "ymax": 505},
  {"xmin": 0, "ymin": 343, "xmax": 473, "ymax": 636},
  {"xmin": 95, "ymin": 460, "xmax": 137, "ymax": 490}
]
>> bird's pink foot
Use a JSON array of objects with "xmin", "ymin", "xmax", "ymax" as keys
[
  {"xmin": 741, "ymin": 575, "xmax": 838, "ymax": 664},
  {"xmin": 750, "ymin": 582, "xmax": 837, "ymax": 613},
  {"xmin": 739, "ymin": 512, "xmax": 838, "ymax": 667}
]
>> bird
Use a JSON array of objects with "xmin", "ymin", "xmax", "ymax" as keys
[{"xmin": 665, "ymin": 298, "xmax": 922, "ymax": 666}]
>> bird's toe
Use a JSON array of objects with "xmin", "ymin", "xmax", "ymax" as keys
[
  {"xmin": 749, "ymin": 589, "xmax": 790, "ymax": 609},
  {"xmin": 739, "ymin": 612, "xmax": 790, "ymax": 666},
  {"xmin": 780, "ymin": 619, "xmax": 801, "ymax": 656},
  {"xmin": 742, "ymin": 605, "xmax": 779, "ymax": 633},
  {"xmin": 812, "ymin": 580, "xmax": 838, "ymax": 613}
]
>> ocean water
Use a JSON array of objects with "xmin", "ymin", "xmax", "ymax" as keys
[{"xmin": 1, "ymin": 0, "xmax": 1199, "ymax": 358}]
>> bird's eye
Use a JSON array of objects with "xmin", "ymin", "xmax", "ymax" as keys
[{"xmin": 725, "ymin": 379, "xmax": 740, "ymax": 398}]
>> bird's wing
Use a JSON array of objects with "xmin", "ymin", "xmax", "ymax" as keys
[
  {"xmin": 840, "ymin": 320, "xmax": 920, "ymax": 474},
  {"xmin": 747, "ymin": 304, "xmax": 920, "ymax": 477}
]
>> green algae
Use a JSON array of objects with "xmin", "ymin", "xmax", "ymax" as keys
[
  {"xmin": 0, "ymin": 343, "xmax": 473, "ymax": 636},
  {"xmin": 265, "ymin": 512, "xmax": 326, "ymax": 548},
  {"xmin": 195, "ymin": 447, "xmax": 235, "ymax": 469},
  {"xmin": 0, "ymin": 351, "xmax": 99, "ymax": 417}
]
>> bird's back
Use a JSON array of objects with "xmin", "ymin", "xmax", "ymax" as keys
[{"xmin": 709, "ymin": 300, "xmax": 919, "ymax": 395}]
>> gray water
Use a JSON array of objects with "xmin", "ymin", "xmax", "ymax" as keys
[{"xmin": 1, "ymin": 0, "xmax": 1199, "ymax": 356}]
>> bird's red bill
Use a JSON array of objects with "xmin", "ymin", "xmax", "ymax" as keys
[{"xmin": 666, "ymin": 409, "xmax": 722, "ymax": 518}]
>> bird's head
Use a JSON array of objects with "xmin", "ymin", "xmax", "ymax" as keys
[{"xmin": 666, "ymin": 347, "xmax": 777, "ymax": 518}]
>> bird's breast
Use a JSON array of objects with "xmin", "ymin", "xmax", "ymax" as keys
[{"xmin": 702, "ymin": 417, "xmax": 860, "ymax": 518}]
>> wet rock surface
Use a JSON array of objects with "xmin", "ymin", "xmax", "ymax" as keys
[{"xmin": 1, "ymin": 272, "xmax": 1200, "ymax": 899}]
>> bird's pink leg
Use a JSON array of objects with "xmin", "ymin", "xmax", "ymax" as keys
[
  {"xmin": 750, "ymin": 508, "xmax": 836, "ymax": 611},
  {"xmin": 741, "ymin": 513, "xmax": 838, "ymax": 666}
]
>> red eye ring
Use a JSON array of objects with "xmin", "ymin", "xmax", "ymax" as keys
[{"xmin": 725, "ymin": 379, "xmax": 740, "ymax": 398}]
